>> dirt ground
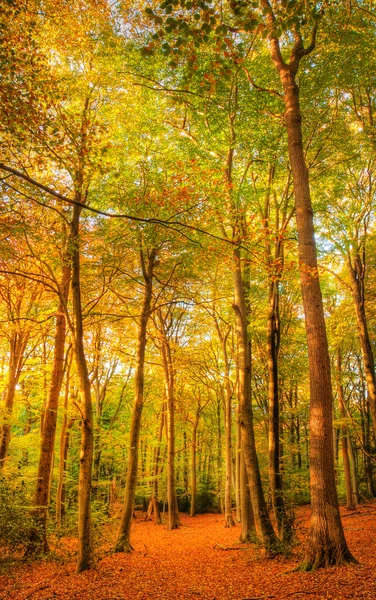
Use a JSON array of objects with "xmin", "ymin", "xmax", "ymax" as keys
[{"xmin": 1, "ymin": 503, "xmax": 376, "ymax": 600}]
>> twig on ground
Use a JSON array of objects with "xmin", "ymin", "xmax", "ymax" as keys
[
  {"xmin": 213, "ymin": 542, "xmax": 248, "ymax": 551},
  {"xmin": 22, "ymin": 584, "xmax": 50, "ymax": 599}
]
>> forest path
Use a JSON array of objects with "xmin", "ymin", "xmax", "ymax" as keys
[{"xmin": 1, "ymin": 506, "xmax": 376, "ymax": 599}]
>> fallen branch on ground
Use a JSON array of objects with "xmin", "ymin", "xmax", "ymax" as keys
[{"xmin": 213, "ymin": 542, "xmax": 248, "ymax": 551}]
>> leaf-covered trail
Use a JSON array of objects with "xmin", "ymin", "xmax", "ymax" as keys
[{"xmin": 1, "ymin": 505, "xmax": 376, "ymax": 600}]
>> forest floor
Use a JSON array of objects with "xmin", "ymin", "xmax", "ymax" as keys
[{"xmin": 1, "ymin": 503, "xmax": 376, "ymax": 600}]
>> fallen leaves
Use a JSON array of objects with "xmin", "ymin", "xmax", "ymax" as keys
[{"xmin": 1, "ymin": 504, "xmax": 376, "ymax": 599}]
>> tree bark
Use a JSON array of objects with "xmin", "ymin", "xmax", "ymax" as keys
[
  {"xmin": 265, "ymin": 21, "xmax": 355, "ymax": 567},
  {"xmin": 56, "ymin": 352, "xmax": 73, "ymax": 527},
  {"xmin": 71, "ymin": 202, "xmax": 95, "ymax": 573},
  {"xmin": 267, "ymin": 278, "xmax": 285, "ymax": 537},
  {"xmin": 232, "ymin": 248, "xmax": 278, "ymax": 549},
  {"xmin": 239, "ymin": 448, "xmax": 255, "ymax": 543},
  {"xmin": 157, "ymin": 308, "xmax": 180, "ymax": 530},
  {"xmin": 336, "ymin": 350, "xmax": 355, "ymax": 510},
  {"xmin": 190, "ymin": 417, "xmax": 198, "ymax": 517},
  {"xmin": 26, "ymin": 263, "xmax": 71, "ymax": 554},
  {"xmin": 348, "ymin": 253, "xmax": 376, "ymax": 437},
  {"xmin": 115, "ymin": 248, "xmax": 157, "ymax": 552},
  {"xmin": 148, "ymin": 401, "xmax": 165, "ymax": 524},
  {"xmin": 0, "ymin": 329, "xmax": 29, "ymax": 467}
]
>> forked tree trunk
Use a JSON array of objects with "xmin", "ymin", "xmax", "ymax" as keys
[
  {"xmin": 26, "ymin": 263, "xmax": 71, "ymax": 555},
  {"xmin": 115, "ymin": 248, "xmax": 157, "ymax": 552},
  {"xmin": 265, "ymin": 20, "xmax": 355, "ymax": 567},
  {"xmin": 336, "ymin": 350, "xmax": 355, "ymax": 510},
  {"xmin": 232, "ymin": 248, "xmax": 278, "ymax": 549}
]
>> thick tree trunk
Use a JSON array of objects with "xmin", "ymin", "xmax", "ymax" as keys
[
  {"xmin": 232, "ymin": 249, "xmax": 278, "ymax": 549},
  {"xmin": 239, "ymin": 448, "xmax": 255, "ymax": 543},
  {"xmin": 273, "ymin": 55, "xmax": 354, "ymax": 569},
  {"xmin": 26, "ymin": 264, "xmax": 71, "ymax": 554},
  {"xmin": 115, "ymin": 249, "xmax": 157, "ymax": 552},
  {"xmin": 336, "ymin": 350, "xmax": 355, "ymax": 510}
]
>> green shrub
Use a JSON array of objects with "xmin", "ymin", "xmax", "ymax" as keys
[{"xmin": 0, "ymin": 478, "xmax": 34, "ymax": 555}]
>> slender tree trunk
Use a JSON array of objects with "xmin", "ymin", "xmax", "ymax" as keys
[
  {"xmin": 183, "ymin": 430, "xmax": 189, "ymax": 494},
  {"xmin": 71, "ymin": 202, "xmax": 95, "ymax": 573},
  {"xmin": 0, "ymin": 330, "xmax": 29, "ymax": 467},
  {"xmin": 232, "ymin": 248, "xmax": 278, "ymax": 548},
  {"xmin": 224, "ymin": 375, "xmax": 234, "ymax": 526},
  {"xmin": 115, "ymin": 249, "xmax": 157, "ymax": 552},
  {"xmin": 26, "ymin": 263, "xmax": 71, "ymax": 554},
  {"xmin": 235, "ymin": 413, "xmax": 241, "ymax": 522},
  {"xmin": 348, "ymin": 254, "xmax": 376, "ymax": 437},
  {"xmin": 56, "ymin": 352, "xmax": 73, "ymax": 527},
  {"xmin": 217, "ymin": 395, "xmax": 223, "ymax": 514},
  {"xmin": 347, "ymin": 434, "xmax": 359, "ymax": 505},
  {"xmin": 158, "ymin": 311, "xmax": 180, "ymax": 531},
  {"xmin": 267, "ymin": 279, "xmax": 285, "ymax": 537},
  {"xmin": 267, "ymin": 36, "xmax": 355, "ymax": 567},
  {"xmin": 149, "ymin": 402, "xmax": 165, "ymax": 524},
  {"xmin": 190, "ymin": 418, "xmax": 198, "ymax": 517},
  {"xmin": 336, "ymin": 350, "xmax": 355, "ymax": 510}
]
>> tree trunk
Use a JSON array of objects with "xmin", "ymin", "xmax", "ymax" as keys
[
  {"xmin": 336, "ymin": 350, "xmax": 355, "ymax": 510},
  {"xmin": 268, "ymin": 37, "xmax": 355, "ymax": 567},
  {"xmin": 26, "ymin": 263, "xmax": 71, "ymax": 554},
  {"xmin": 190, "ymin": 418, "xmax": 198, "ymax": 517},
  {"xmin": 158, "ymin": 310, "xmax": 180, "ymax": 530},
  {"xmin": 348, "ymin": 253, "xmax": 376, "ymax": 437},
  {"xmin": 232, "ymin": 248, "xmax": 278, "ymax": 549},
  {"xmin": 56, "ymin": 352, "xmax": 73, "ymax": 527},
  {"xmin": 71, "ymin": 202, "xmax": 95, "ymax": 573},
  {"xmin": 347, "ymin": 434, "xmax": 359, "ymax": 505},
  {"xmin": 148, "ymin": 402, "xmax": 165, "ymax": 524},
  {"xmin": 0, "ymin": 330, "xmax": 29, "ymax": 467},
  {"xmin": 115, "ymin": 248, "xmax": 157, "ymax": 552},
  {"xmin": 267, "ymin": 278, "xmax": 285, "ymax": 537},
  {"xmin": 235, "ymin": 413, "xmax": 241, "ymax": 522},
  {"xmin": 239, "ymin": 448, "xmax": 255, "ymax": 543}
]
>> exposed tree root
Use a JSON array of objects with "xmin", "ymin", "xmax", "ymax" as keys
[
  {"xmin": 296, "ymin": 547, "xmax": 358, "ymax": 572},
  {"xmin": 114, "ymin": 539, "xmax": 134, "ymax": 553}
]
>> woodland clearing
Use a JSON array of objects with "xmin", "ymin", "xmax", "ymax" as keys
[{"xmin": 1, "ymin": 504, "xmax": 375, "ymax": 600}]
